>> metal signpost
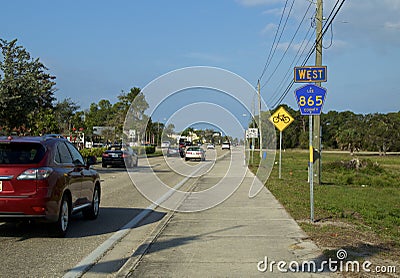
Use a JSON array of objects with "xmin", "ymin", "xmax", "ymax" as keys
[
  {"xmin": 246, "ymin": 128, "xmax": 258, "ymax": 164},
  {"xmin": 294, "ymin": 69, "xmax": 327, "ymax": 222},
  {"xmin": 269, "ymin": 106, "xmax": 294, "ymax": 179}
]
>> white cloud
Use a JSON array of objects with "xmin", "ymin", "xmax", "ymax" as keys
[
  {"xmin": 236, "ymin": 0, "xmax": 282, "ymax": 7},
  {"xmin": 385, "ymin": 21, "xmax": 400, "ymax": 30},
  {"xmin": 260, "ymin": 23, "xmax": 277, "ymax": 34},
  {"xmin": 262, "ymin": 7, "xmax": 282, "ymax": 16}
]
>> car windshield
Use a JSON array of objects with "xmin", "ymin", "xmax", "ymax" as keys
[
  {"xmin": 108, "ymin": 145, "xmax": 123, "ymax": 151},
  {"xmin": 0, "ymin": 142, "xmax": 46, "ymax": 164},
  {"xmin": 187, "ymin": 147, "xmax": 201, "ymax": 151}
]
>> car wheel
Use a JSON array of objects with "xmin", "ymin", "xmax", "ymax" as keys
[
  {"xmin": 53, "ymin": 194, "xmax": 70, "ymax": 237},
  {"xmin": 185, "ymin": 157, "xmax": 189, "ymax": 161},
  {"xmin": 83, "ymin": 185, "xmax": 100, "ymax": 220},
  {"xmin": 102, "ymin": 163, "xmax": 107, "ymax": 168}
]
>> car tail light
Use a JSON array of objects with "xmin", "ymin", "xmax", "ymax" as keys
[
  {"xmin": 122, "ymin": 153, "xmax": 128, "ymax": 158},
  {"xmin": 17, "ymin": 167, "xmax": 53, "ymax": 180},
  {"xmin": 32, "ymin": 206, "xmax": 46, "ymax": 213},
  {"xmin": 102, "ymin": 153, "xmax": 109, "ymax": 157}
]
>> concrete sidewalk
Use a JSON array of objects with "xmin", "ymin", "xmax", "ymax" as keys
[{"xmin": 119, "ymin": 153, "xmax": 331, "ymax": 277}]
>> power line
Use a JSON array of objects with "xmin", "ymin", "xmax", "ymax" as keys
[
  {"xmin": 261, "ymin": 0, "xmax": 313, "ymax": 90},
  {"xmin": 268, "ymin": 24, "xmax": 314, "ymax": 107},
  {"xmin": 270, "ymin": 0, "xmax": 346, "ymax": 109},
  {"xmin": 258, "ymin": 0, "xmax": 291, "ymax": 81}
]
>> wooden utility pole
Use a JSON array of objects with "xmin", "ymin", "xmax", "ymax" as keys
[
  {"xmin": 258, "ymin": 80, "xmax": 263, "ymax": 159},
  {"xmin": 313, "ymin": 0, "xmax": 323, "ymax": 185}
]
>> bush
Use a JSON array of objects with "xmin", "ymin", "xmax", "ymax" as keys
[
  {"xmin": 145, "ymin": 145, "xmax": 155, "ymax": 154},
  {"xmin": 80, "ymin": 147, "xmax": 106, "ymax": 159},
  {"xmin": 131, "ymin": 146, "xmax": 156, "ymax": 155}
]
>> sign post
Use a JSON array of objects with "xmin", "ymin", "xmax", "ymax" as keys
[
  {"xmin": 294, "ymin": 83, "xmax": 327, "ymax": 222},
  {"xmin": 246, "ymin": 128, "xmax": 258, "ymax": 164},
  {"xmin": 269, "ymin": 106, "xmax": 294, "ymax": 179}
]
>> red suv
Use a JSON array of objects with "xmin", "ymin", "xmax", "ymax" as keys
[{"xmin": 0, "ymin": 135, "xmax": 101, "ymax": 237}]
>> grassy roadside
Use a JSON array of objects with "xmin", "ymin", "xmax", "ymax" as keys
[{"xmin": 249, "ymin": 149, "xmax": 400, "ymax": 270}]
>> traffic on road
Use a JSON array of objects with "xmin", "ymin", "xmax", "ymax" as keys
[{"xmin": 0, "ymin": 142, "xmax": 231, "ymax": 277}]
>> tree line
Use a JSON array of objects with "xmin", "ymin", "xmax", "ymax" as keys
[
  {"xmin": 1, "ymin": 39, "xmax": 399, "ymax": 153},
  {"xmin": 0, "ymin": 39, "xmax": 164, "ymax": 144}
]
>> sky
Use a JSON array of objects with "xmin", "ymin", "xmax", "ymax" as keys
[{"xmin": 1, "ymin": 0, "xmax": 400, "ymax": 137}]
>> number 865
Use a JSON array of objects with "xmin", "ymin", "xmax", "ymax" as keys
[{"xmin": 298, "ymin": 95, "xmax": 323, "ymax": 106}]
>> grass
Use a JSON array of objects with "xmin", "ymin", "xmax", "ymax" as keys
[{"xmin": 249, "ymin": 149, "xmax": 400, "ymax": 264}]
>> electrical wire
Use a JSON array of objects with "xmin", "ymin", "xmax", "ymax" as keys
[
  {"xmin": 261, "ymin": 0, "xmax": 313, "ymax": 90},
  {"xmin": 323, "ymin": 24, "xmax": 333, "ymax": 49},
  {"xmin": 268, "ymin": 24, "xmax": 314, "ymax": 107},
  {"xmin": 258, "ymin": 0, "xmax": 290, "ymax": 81},
  {"xmin": 270, "ymin": 0, "xmax": 346, "ymax": 109}
]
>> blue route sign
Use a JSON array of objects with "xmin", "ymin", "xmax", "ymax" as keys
[
  {"xmin": 294, "ymin": 84, "xmax": 327, "ymax": 115},
  {"xmin": 294, "ymin": 66, "xmax": 327, "ymax": 83}
]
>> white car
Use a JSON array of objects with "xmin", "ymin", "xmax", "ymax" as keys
[
  {"xmin": 221, "ymin": 142, "xmax": 230, "ymax": 150},
  {"xmin": 161, "ymin": 141, "xmax": 170, "ymax": 148},
  {"xmin": 185, "ymin": 146, "xmax": 206, "ymax": 161},
  {"xmin": 207, "ymin": 144, "xmax": 215, "ymax": 149}
]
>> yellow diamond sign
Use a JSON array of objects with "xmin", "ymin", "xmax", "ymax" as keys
[{"xmin": 269, "ymin": 106, "xmax": 294, "ymax": 131}]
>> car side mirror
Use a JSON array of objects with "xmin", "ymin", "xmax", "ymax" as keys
[{"xmin": 86, "ymin": 156, "xmax": 97, "ymax": 167}]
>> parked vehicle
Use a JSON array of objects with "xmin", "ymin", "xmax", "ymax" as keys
[
  {"xmin": 0, "ymin": 135, "xmax": 100, "ymax": 237},
  {"xmin": 102, "ymin": 144, "xmax": 138, "ymax": 168},
  {"xmin": 207, "ymin": 143, "xmax": 215, "ymax": 149},
  {"xmin": 185, "ymin": 146, "xmax": 206, "ymax": 161}
]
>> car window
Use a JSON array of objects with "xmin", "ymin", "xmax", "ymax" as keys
[
  {"xmin": 109, "ymin": 145, "xmax": 122, "ymax": 151},
  {"xmin": 0, "ymin": 142, "xmax": 45, "ymax": 164},
  {"xmin": 55, "ymin": 142, "xmax": 73, "ymax": 164},
  {"xmin": 65, "ymin": 142, "xmax": 85, "ymax": 165}
]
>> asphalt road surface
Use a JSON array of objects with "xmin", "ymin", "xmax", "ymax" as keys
[{"xmin": 0, "ymin": 146, "xmax": 226, "ymax": 277}]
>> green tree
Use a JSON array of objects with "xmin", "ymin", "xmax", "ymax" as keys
[
  {"xmin": 54, "ymin": 98, "xmax": 80, "ymax": 134},
  {"xmin": 163, "ymin": 123, "xmax": 175, "ymax": 141},
  {"xmin": 122, "ymin": 87, "xmax": 149, "ymax": 144},
  {"xmin": 0, "ymin": 39, "xmax": 56, "ymax": 134},
  {"xmin": 365, "ymin": 113, "xmax": 400, "ymax": 154}
]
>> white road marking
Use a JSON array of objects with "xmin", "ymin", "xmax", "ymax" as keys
[{"xmin": 63, "ymin": 162, "xmax": 207, "ymax": 278}]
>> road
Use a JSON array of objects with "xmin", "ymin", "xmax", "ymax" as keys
[
  {"xmin": 0, "ymin": 146, "xmax": 322, "ymax": 277},
  {"xmin": 0, "ymin": 146, "xmax": 226, "ymax": 277}
]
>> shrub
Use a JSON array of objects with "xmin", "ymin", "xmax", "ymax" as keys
[{"xmin": 80, "ymin": 147, "xmax": 106, "ymax": 159}]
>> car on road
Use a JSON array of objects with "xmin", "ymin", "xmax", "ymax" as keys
[
  {"xmin": 161, "ymin": 141, "xmax": 170, "ymax": 148},
  {"xmin": 0, "ymin": 135, "xmax": 100, "ymax": 237},
  {"xmin": 222, "ymin": 142, "xmax": 231, "ymax": 150},
  {"xmin": 102, "ymin": 144, "xmax": 138, "ymax": 168},
  {"xmin": 207, "ymin": 143, "xmax": 215, "ymax": 149},
  {"xmin": 185, "ymin": 146, "xmax": 206, "ymax": 161},
  {"xmin": 166, "ymin": 147, "xmax": 180, "ymax": 157}
]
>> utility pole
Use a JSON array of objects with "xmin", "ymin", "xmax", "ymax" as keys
[
  {"xmin": 257, "ymin": 80, "xmax": 263, "ymax": 159},
  {"xmin": 313, "ymin": 0, "xmax": 323, "ymax": 185},
  {"xmin": 258, "ymin": 80, "xmax": 263, "ymax": 159}
]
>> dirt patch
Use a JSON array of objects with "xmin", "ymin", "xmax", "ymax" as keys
[{"xmin": 298, "ymin": 219, "xmax": 399, "ymax": 277}]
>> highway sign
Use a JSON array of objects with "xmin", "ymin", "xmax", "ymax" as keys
[
  {"xmin": 246, "ymin": 128, "xmax": 258, "ymax": 139},
  {"xmin": 294, "ymin": 66, "xmax": 327, "ymax": 83},
  {"xmin": 294, "ymin": 84, "xmax": 327, "ymax": 115},
  {"xmin": 269, "ymin": 106, "xmax": 294, "ymax": 132}
]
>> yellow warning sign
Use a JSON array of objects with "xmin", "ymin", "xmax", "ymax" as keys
[{"xmin": 269, "ymin": 106, "xmax": 294, "ymax": 131}]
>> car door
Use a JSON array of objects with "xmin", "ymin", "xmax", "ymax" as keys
[
  {"xmin": 55, "ymin": 141, "xmax": 82, "ymax": 207},
  {"xmin": 65, "ymin": 142, "xmax": 93, "ymax": 205}
]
